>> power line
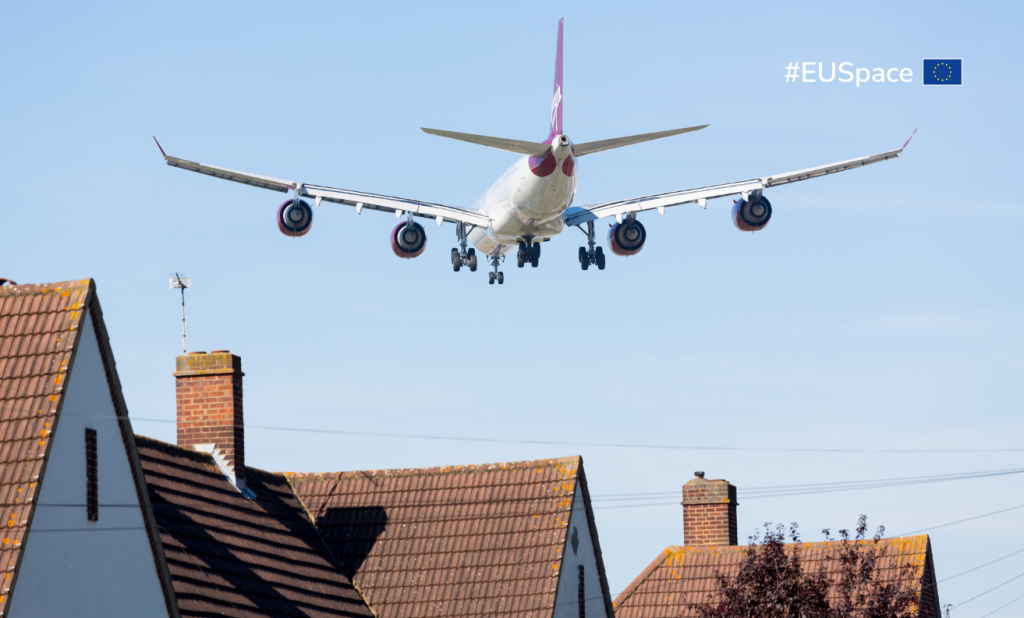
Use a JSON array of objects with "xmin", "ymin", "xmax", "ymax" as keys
[
  {"xmin": 953, "ymin": 569, "xmax": 1024, "ymax": 608},
  {"xmin": 978, "ymin": 591, "xmax": 1024, "ymax": 618},
  {"xmin": 901, "ymin": 502, "xmax": 1024, "ymax": 535},
  {"xmin": 590, "ymin": 468, "xmax": 1024, "ymax": 503},
  {"xmin": 940, "ymin": 548, "xmax": 1024, "ymax": 583},
  {"xmin": 128, "ymin": 417, "xmax": 1024, "ymax": 454}
]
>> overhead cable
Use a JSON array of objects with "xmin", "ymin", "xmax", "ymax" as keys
[{"xmin": 128, "ymin": 417, "xmax": 1023, "ymax": 454}]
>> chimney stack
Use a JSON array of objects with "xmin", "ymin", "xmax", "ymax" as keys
[
  {"xmin": 682, "ymin": 471, "xmax": 738, "ymax": 547},
  {"xmin": 174, "ymin": 350, "xmax": 245, "ymax": 488}
]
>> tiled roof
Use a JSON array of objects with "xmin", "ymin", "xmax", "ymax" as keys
[
  {"xmin": 613, "ymin": 536, "xmax": 940, "ymax": 618},
  {"xmin": 137, "ymin": 435, "xmax": 375, "ymax": 618},
  {"xmin": 287, "ymin": 456, "xmax": 606, "ymax": 618},
  {"xmin": 0, "ymin": 280, "xmax": 93, "ymax": 614}
]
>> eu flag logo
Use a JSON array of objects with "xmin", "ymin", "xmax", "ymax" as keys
[{"xmin": 923, "ymin": 59, "xmax": 962, "ymax": 85}]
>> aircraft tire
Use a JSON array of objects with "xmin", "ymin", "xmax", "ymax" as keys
[
  {"xmin": 596, "ymin": 247, "xmax": 605, "ymax": 270},
  {"xmin": 468, "ymin": 254, "xmax": 478, "ymax": 271},
  {"xmin": 497, "ymin": 272, "xmax": 504, "ymax": 285},
  {"xmin": 489, "ymin": 272, "xmax": 495, "ymax": 285}
]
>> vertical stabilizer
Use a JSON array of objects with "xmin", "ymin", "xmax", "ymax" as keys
[{"xmin": 550, "ymin": 18, "xmax": 563, "ymax": 138}]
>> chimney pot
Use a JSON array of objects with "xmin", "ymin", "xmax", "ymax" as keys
[
  {"xmin": 174, "ymin": 351, "xmax": 245, "ymax": 488},
  {"xmin": 695, "ymin": 471, "xmax": 704, "ymax": 478}
]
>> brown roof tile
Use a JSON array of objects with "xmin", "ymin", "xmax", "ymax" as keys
[
  {"xmin": 0, "ymin": 279, "xmax": 92, "ymax": 614},
  {"xmin": 136, "ymin": 435, "xmax": 375, "ymax": 618},
  {"xmin": 287, "ymin": 457, "xmax": 585, "ymax": 618},
  {"xmin": 613, "ymin": 536, "xmax": 941, "ymax": 618}
]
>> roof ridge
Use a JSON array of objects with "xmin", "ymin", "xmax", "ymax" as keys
[
  {"xmin": 285, "ymin": 454, "xmax": 582, "ymax": 479},
  {"xmin": 0, "ymin": 279, "xmax": 92, "ymax": 297}
]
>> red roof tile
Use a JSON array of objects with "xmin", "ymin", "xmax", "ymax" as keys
[
  {"xmin": 287, "ymin": 457, "xmax": 601, "ymax": 618},
  {"xmin": 614, "ymin": 536, "xmax": 940, "ymax": 618},
  {"xmin": 137, "ymin": 435, "xmax": 375, "ymax": 618}
]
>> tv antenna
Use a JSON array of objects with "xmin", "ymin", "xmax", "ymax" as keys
[{"xmin": 169, "ymin": 273, "xmax": 191, "ymax": 353}]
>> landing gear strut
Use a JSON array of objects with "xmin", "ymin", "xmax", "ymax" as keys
[
  {"xmin": 517, "ymin": 236, "xmax": 542, "ymax": 268},
  {"xmin": 488, "ymin": 254, "xmax": 504, "ymax": 285},
  {"xmin": 451, "ymin": 222, "xmax": 478, "ymax": 272},
  {"xmin": 577, "ymin": 221, "xmax": 605, "ymax": 271}
]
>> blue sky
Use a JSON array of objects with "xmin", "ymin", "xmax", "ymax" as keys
[{"xmin": 2, "ymin": 0, "xmax": 1022, "ymax": 612}]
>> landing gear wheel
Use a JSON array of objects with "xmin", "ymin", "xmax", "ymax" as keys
[
  {"xmin": 596, "ymin": 247, "xmax": 605, "ymax": 270},
  {"xmin": 578, "ymin": 247, "xmax": 587, "ymax": 264},
  {"xmin": 530, "ymin": 242, "xmax": 540, "ymax": 268},
  {"xmin": 497, "ymin": 272, "xmax": 504, "ymax": 285},
  {"xmin": 452, "ymin": 248, "xmax": 461, "ymax": 272},
  {"xmin": 468, "ymin": 253, "xmax": 478, "ymax": 271},
  {"xmin": 581, "ymin": 258, "xmax": 589, "ymax": 271},
  {"xmin": 517, "ymin": 251, "xmax": 526, "ymax": 268},
  {"xmin": 488, "ymin": 272, "xmax": 495, "ymax": 285}
]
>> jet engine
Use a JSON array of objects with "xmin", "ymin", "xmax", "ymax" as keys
[
  {"xmin": 277, "ymin": 199, "xmax": 313, "ymax": 237},
  {"xmin": 391, "ymin": 221, "xmax": 427, "ymax": 258},
  {"xmin": 608, "ymin": 219, "xmax": 647, "ymax": 256},
  {"xmin": 731, "ymin": 196, "xmax": 772, "ymax": 232}
]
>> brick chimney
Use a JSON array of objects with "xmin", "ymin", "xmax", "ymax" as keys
[
  {"xmin": 682, "ymin": 471, "xmax": 738, "ymax": 547},
  {"xmin": 174, "ymin": 350, "xmax": 245, "ymax": 488}
]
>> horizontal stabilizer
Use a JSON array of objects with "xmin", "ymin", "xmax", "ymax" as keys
[
  {"xmin": 421, "ymin": 128, "xmax": 550, "ymax": 156},
  {"xmin": 572, "ymin": 125, "xmax": 709, "ymax": 157}
]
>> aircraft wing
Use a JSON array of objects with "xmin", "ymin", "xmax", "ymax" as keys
[
  {"xmin": 564, "ymin": 146, "xmax": 906, "ymax": 226},
  {"xmin": 157, "ymin": 140, "xmax": 492, "ymax": 228}
]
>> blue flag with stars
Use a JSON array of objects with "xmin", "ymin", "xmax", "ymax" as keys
[{"xmin": 923, "ymin": 59, "xmax": 962, "ymax": 85}]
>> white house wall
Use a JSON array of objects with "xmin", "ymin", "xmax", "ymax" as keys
[
  {"xmin": 552, "ymin": 488, "xmax": 609, "ymax": 618},
  {"xmin": 8, "ymin": 311, "xmax": 167, "ymax": 618}
]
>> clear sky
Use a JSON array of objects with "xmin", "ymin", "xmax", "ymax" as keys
[{"xmin": 3, "ymin": 0, "xmax": 1022, "ymax": 613}]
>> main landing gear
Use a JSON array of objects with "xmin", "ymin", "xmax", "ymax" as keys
[
  {"xmin": 451, "ymin": 222, "xmax": 478, "ymax": 273},
  {"xmin": 577, "ymin": 221, "xmax": 605, "ymax": 271},
  {"xmin": 488, "ymin": 254, "xmax": 504, "ymax": 285},
  {"xmin": 516, "ymin": 236, "xmax": 541, "ymax": 268}
]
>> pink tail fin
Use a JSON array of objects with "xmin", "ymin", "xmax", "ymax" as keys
[{"xmin": 549, "ymin": 18, "xmax": 563, "ymax": 138}]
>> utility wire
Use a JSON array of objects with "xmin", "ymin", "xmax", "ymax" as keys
[
  {"xmin": 939, "ymin": 548, "xmax": 1024, "ymax": 583},
  {"xmin": 901, "ymin": 503, "xmax": 1024, "ymax": 535},
  {"xmin": 953, "ymin": 569, "xmax": 1024, "ymax": 608},
  {"xmin": 590, "ymin": 468, "xmax": 1024, "ymax": 503},
  {"xmin": 978, "ymin": 591, "xmax": 1024, "ymax": 618},
  {"xmin": 127, "ymin": 417, "xmax": 1024, "ymax": 454}
]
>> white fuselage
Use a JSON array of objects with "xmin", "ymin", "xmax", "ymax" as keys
[{"xmin": 467, "ymin": 135, "xmax": 578, "ymax": 256}]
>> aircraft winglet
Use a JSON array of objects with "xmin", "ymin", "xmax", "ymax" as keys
[
  {"xmin": 153, "ymin": 136, "xmax": 167, "ymax": 158},
  {"xmin": 902, "ymin": 128, "xmax": 918, "ymax": 150}
]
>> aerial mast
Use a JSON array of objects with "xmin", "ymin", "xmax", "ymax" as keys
[{"xmin": 169, "ymin": 273, "xmax": 191, "ymax": 353}]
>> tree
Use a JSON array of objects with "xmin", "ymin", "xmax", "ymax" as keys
[{"xmin": 695, "ymin": 516, "xmax": 921, "ymax": 618}]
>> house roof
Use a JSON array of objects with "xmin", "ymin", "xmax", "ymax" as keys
[
  {"xmin": 136, "ymin": 435, "xmax": 375, "ymax": 618},
  {"xmin": 613, "ymin": 536, "xmax": 940, "ymax": 618},
  {"xmin": 0, "ymin": 280, "xmax": 93, "ymax": 614},
  {"xmin": 287, "ymin": 456, "xmax": 614, "ymax": 618}
]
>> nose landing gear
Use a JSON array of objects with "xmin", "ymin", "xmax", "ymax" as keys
[
  {"xmin": 577, "ymin": 221, "xmax": 605, "ymax": 271},
  {"xmin": 488, "ymin": 254, "xmax": 505, "ymax": 285},
  {"xmin": 516, "ymin": 236, "xmax": 542, "ymax": 268}
]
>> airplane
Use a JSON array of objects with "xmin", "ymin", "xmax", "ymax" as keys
[{"xmin": 155, "ymin": 19, "xmax": 914, "ymax": 285}]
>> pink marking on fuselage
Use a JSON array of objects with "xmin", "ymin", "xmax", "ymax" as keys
[
  {"xmin": 562, "ymin": 154, "xmax": 575, "ymax": 177},
  {"xmin": 530, "ymin": 150, "xmax": 557, "ymax": 177}
]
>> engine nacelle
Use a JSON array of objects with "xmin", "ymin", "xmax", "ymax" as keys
[
  {"xmin": 277, "ymin": 199, "xmax": 313, "ymax": 237},
  {"xmin": 732, "ymin": 196, "xmax": 772, "ymax": 232},
  {"xmin": 391, "ymin": 221, "xmax": 427, "ymax": 258},
  {"xmin": 608, "ymin": 219, "xmax": 647, "ymax": 256}
]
